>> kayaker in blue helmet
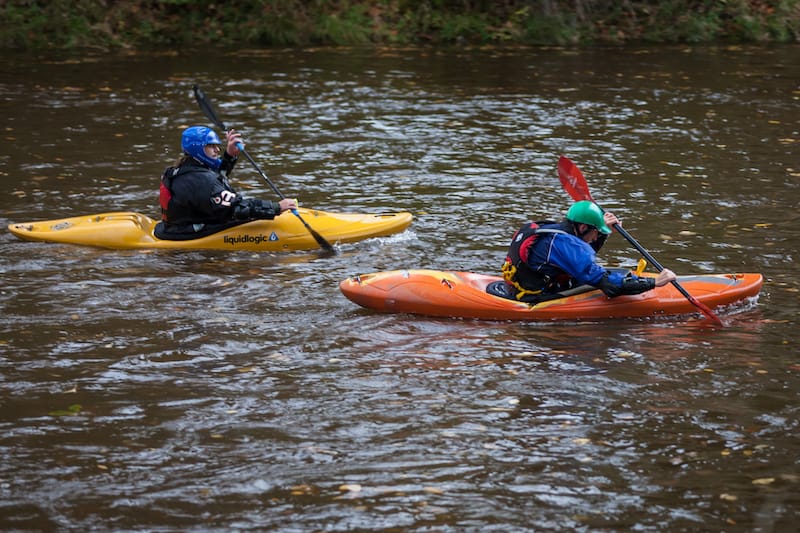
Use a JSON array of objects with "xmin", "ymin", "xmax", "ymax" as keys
[
  {"xmin": 501, "ymin": 200, "xmax": 676, "ymax": 303},
  {"xmin": 156, "ymin": 126, "xmax": 296, "ymax": 239}
]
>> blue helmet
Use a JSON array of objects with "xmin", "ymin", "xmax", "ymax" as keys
[{"xmin": 181, "ymin": 126, "xmax": 222, "ymax": 170}]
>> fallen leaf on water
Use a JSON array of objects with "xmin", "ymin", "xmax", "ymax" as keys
[
  {"xmin": 752, "ymin": 477, "xmax": 775, "ymax": 485},
  {"xmin": 720, "ymin": 493, "xmax": 738, "ymax": 501},
  {"xmin": 290, "ymin": 484, "xmax": 315, "ymax": 496},
  {"xmin": 339, "ymin": 484, "xmax": 362, "ymax": 493},
  {"xmin": 49, "ymin": 404, "xmax": 82, "ymax": 416}
]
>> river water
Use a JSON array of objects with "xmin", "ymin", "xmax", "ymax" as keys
[{"xmin": 1, "ymin": 45, "xmax": 798, "ymax": 531}]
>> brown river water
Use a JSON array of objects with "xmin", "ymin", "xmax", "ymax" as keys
[{"xmin": 1, "ymin": 45, "xmax": 798, "ymax": 531}]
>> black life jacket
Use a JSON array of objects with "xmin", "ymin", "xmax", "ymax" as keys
[
  {"xmin": 501, "ymin": 220, "xmax": 570, "ymax": 302},
  {"xmin": 159, "ymin": 163, "xmax": 224, "ymax": 224}
]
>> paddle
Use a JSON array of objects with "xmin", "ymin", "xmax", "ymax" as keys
[
  {"xmin": 192, "ymin": 85, "xmax": 336, "ymax": 254},
  {"xmin": 557, "ymin": 155, "xmax": 724, "ymax": 326}
]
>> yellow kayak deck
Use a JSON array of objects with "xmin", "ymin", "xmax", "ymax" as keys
[{"xmin": 8, "ymin": 208, "xmax": 413, "ymax": 252}]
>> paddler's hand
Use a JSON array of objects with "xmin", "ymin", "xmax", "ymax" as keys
[
  {"xmin": 604, "ymin": 211, "xmax": 620, "ymax": 230},
  {"xmin": 278, "ymin": 198, "xmax": 297, "ymax": 213},
  {"xmin": 655, "ymin": 268, "xmax": 677, "ymax": 287},
  {"xmin": 225, "ymin": 129, "xmax": 244, "ymax": 158}
]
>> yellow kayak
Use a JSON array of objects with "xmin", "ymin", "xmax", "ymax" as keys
[{"xmin": 8, "ymin": 208, "xmax": 413, "ymax": 252}]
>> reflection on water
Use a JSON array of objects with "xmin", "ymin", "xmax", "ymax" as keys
[{"xmin": 0, "ymin": 45, "xmax": 798, "ymax": 531}]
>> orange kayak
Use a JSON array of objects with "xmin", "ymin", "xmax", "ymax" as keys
[{"xmin": 339, "ymin": 269, "xmax": 763, "ymax": 321}]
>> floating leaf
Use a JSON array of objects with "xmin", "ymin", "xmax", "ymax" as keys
[
  {"xmin": 339, "ymin": 484, "xmax": 362, "ymax": 493},
  {"xmin": 290, "ymin": 484, "xmax": 315, "ymax": 496},
  {"xmin": 752, "ymin": 477, "xmax": 775, "ymax": 485},
  {"xmin": 49, "ymin": 403, "xmax": 82, "ymax": 416},
  {"xmin": 720, "ymin": 493, "xmax": 738, "ymax": 501}
]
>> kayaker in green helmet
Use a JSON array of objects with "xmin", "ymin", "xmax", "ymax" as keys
[
  {"xmin": 156, "ymin": 126, "xmax": 297, "ymax": 239},
  {"xmin": 501, "ymin": 200, "xmax": 676, "ymax": 303}
]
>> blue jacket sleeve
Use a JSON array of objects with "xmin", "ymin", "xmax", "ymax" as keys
[{"xmin": 547, "ymin": 234, "xmax": 628, "ymax": 287}]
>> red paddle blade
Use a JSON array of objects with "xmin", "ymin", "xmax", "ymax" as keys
[
  {"xmin": 557, "ymin": 156, "xmax": 593, "ymax": 202},
  {"xmin": 679, "ymin": 285, "xmax": 725, "ymax": 326}
]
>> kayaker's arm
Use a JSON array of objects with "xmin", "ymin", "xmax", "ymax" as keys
[
  {"xmin": 596, "ymin": 272, "xmax": 655, "ymax": 297},
  {"xmin": 593, "ymin": 268, "xmax": 676, "ymax": 297},
  {"xmin": 549, "ymin": 235, "xmax": 677, "ymax": 298},
  {"xmin": 219, "ymin": 151, "xmax": 238, "ymax": 178},
  {"xmin": 219, "ymin": 129, "xmax": 241, "ymax": 179},
  {"xmin": 233, "ymin": 198, "xmax": 283, "ymax": 221}
]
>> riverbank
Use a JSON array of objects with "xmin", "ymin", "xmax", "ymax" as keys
[{"xmin": 2, "ymin": 0, "xmax": 798, "ymax": 51}]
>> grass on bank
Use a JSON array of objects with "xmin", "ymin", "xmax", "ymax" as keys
[{"xmin": 1, "ymin": 0, "xmax": 798, "ymax": 51}]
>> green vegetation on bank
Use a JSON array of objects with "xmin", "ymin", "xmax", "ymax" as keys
[{"xmin": 2, "ymin": 0, "xmax": 798, "ymax": 51}]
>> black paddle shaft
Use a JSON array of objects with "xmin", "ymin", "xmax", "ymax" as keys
[{"xmin": 191, "ymin": 85, "xmax": 335, "ymax": 253}]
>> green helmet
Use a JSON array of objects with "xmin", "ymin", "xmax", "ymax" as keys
[{"xmin": 566, "ymin": 201, "xmax": 611, "ymax": 234}]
